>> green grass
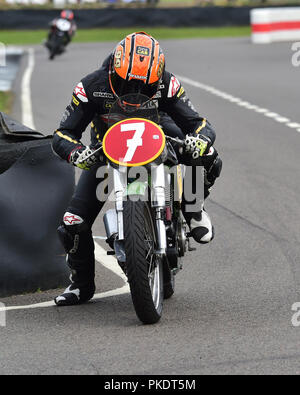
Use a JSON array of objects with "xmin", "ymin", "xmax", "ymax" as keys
[
  {"xmin": 0, "ymin": 26, "xmax": 251, "ymax": 46},
  {"xmin": 74, "ymin": 27, "xmax": 251, "ymax": 42},
  {"xmin": 0, "ymin": 91, "xmax": 13, "ymax": 114}
]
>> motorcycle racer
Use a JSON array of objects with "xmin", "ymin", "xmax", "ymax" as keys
[
  {"xmin": 52, "ymin": 32, "xmax": 222, "ymax": 306},
  {"xmin": 46, "ymin": 9, "xmax": 77, "ymax": 52}
]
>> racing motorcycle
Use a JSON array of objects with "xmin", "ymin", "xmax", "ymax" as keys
[
  {"xmin": 45, "ymin": 18, "xmax": 72, "ymax": 60},
  {"xmin": 81, "ymin": 94, "xmax": 203, "ymax": 325}
]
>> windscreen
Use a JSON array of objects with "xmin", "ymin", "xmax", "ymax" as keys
[{"xmin": 108, "ymin": 94, "xmax": 159, "ymax": 128}]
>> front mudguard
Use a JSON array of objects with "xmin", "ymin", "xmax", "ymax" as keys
[
  {"xmin": 126, "ymin": 180, "xmax": 148, "ymax": 199},
  {"xmin": 103, "ymin": 181, "xmax": 148, "ymax": 263}
]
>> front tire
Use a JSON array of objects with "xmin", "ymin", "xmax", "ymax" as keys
[
  {"xmin": 48, "ymin": 35, "xmax": 64, "ymax": 60},
  {"xmin": 124, "ymin": 196, "xmax": 164, "ymax": 324}
]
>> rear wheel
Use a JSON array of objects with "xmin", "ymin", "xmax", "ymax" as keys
[{"xmin": 124, "ymin": 196, "xmax": 164, "ymax": 324}]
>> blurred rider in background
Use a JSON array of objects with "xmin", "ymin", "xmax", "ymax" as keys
[{"xmin": 47, "ymin": 10, "xmax": 77, "ymax": 49}]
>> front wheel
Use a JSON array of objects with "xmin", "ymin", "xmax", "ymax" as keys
[
  {"xmin": 48, "ymin": 35, "xmax": 64, "ymax": 60},
  {"xmin": 124, "ymin": 196, "xmax": 164, "ymax": 324}
]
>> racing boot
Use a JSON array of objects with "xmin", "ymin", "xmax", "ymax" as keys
[
  {"xmin": 183, "ymin": 206, "xmax": 214, "ymax": 244},
  {"xmin": 181, "ymin": 177, "xmax": 214, "ymax": 244},
  {"xmin": 54, "ymin": 213, "xmax": 96, "ymax": 306},
  {"xmin": 54, "ymin": 257, "xmax": 96, "ymax": 306}
]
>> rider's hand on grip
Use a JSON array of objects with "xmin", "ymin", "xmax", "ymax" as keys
[
  {"xmin": 69, "ymin": 145, "xmax": 103, "ymax": 170},
  {"xmin": 184, "ymin": 134, "xmax": 212, "ymax": 159}
]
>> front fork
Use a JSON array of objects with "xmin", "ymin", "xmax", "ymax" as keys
[
  {"xmin": 112, "ymin": 164, "xmax": 167, "ymax": 255},
  {"xmin": 151, "ymin": 164, "xmax": 167, "ymax": 255},
  {"xmin": 113, "ymin": 166, "xmax": 127, "ymax": 241}
]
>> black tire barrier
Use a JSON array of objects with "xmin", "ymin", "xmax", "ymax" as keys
[
  {"xmin": 1, "ymin": 6, "xmax": 298, "ymax": 30},
  {"xmin": 0, "ymin": 113, "xmax": 75, "ymax": 297}
]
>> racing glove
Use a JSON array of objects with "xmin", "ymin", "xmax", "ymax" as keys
[
  {"xmin": 68, "ymin": 145, "xmax": 102, "ymax": 170},
  {"xmin": 184, "ymin": 134, "xmax": 212, "ymax": 159},
  {"xmin": 184, "ymin": 133, "xmax": 222, "ymax": 195}
]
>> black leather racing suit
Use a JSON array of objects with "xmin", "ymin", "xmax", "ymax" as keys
[{"xmin": 52, "ymin": 55, "xmax": 221, "ymax": 292}]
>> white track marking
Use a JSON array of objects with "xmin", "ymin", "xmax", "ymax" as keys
[
  {"xmin": 0, "ymin": 243, "xmax": 129, "ymax": 313},
  {"xmin": 94, "ymin": 242, "xmax": 128, "ymax": 284},
  {"xmin": 21, "ymin": 47, "xmax": 36, "ymax": 130},
  {"xmin": 178, "ymin": 75, "xmax": 300, "ymax": 133}
]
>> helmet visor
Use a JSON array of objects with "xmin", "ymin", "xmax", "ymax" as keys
[{"xmin": 111, "ymin": 71, "xmax": 159, "ymax": 99}]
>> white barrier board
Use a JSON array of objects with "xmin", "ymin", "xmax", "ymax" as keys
[{"xmin": 251, "ymin": 7, "xmax": 300, "ymax": 43}]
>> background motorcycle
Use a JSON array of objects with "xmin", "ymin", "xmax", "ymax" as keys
[{"xmin": 45, "ymin": 18, "xmax": 72, "ymax": 60}]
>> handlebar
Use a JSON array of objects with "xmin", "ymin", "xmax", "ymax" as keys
[
  {"xmin": 77, "ymin": 144, "xmax": 103, "ymax": 165},
  {"xmin": 91, "ymin": 144, "xmax": 103, "ymax": 156},
  {"xmin": 166, "ymin": 136, "xmax": 185, "ymax": 148},
  {"xmin": 80, "ymin": 138, "xmax": 185, "ymax": 166},
  {"xmin": 81, "ymin": 135, "xmax": 211, "ymax": 167}
]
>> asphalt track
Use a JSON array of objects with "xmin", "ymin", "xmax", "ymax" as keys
[{"xmin": 1, "ymin": 37, "xmax": 300, "ymax": 375}]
